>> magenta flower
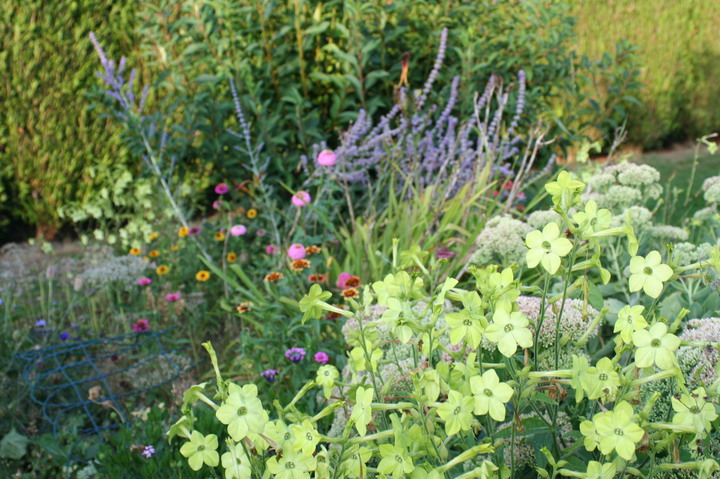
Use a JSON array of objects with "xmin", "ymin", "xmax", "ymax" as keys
[
  {"xmin": 435, "ymin": 247, "xmax": 455, "ymax": 259},
  {"xmin": 317, "ymin": 149, "xmax": 336, "ymax": 167},
  {"xmin": 212, "ymin": 199, "xmax": 222, "ymax": 210},
  {"xmin": 230, "ymin": 224, "xmax": 247, "ymax": 236},
  {"xmin": 166, "ymin": 293, "xmax": 181, "ymax": 302},
  {"xmin": 137, "ymin": 277, "xmax": 152, "ymax": 286},
  {"xmin": 314, "ymin": 352, "xmax": 329, "ymax": 364},
  {"xmin": 188, "ymin": 226, "xmax": 201, "ymax": 236},
  {"xmin": 266, "ymin": 244, "xmax": 279, "ymax": 255},
  {"xmin": 285, "ymin": 347, "xmax": 306, "ymax": 363},
  {"xmin": 132, "ymin": 319, "xmax": 150, "ymax": 332},
  {"xmin": 287, "ymin": 243, "xmax": 306, "ymax": 260},
  {"xmin": 336, "ymin": 272, "xmax": 352, "ymax": 289},
  {"xmin": 291, "ymin": 191, "xmax": 311, "ymax": 207},
  {"xmin": 261, "ymin": 369, "xmax": 278, "ymax": 382},
  {"xmin": 215, "ymin": 183, "xmax": 229, "ymax": 195}
]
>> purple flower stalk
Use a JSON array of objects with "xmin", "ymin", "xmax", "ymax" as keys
[{"xmin": 285, "ymin": 347, "xmax": 306, "ymax": 363}]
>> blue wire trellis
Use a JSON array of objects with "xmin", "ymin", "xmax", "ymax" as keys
[{"xmin": 14, "ymin": 329, "xmax": 194, "ymax": 463}]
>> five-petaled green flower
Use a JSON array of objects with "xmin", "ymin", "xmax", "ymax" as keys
[
  {"xmin": 484, "ymin": 308, "xmax": 533, "ymax": 357},
  {"xmin": 525, "ymin": 222, "xmax": 573, "ymax": 274},
  {"xmin": 581, "ymin": 401, "xmax": 644, "ymax": 460},
  {"xmin": 220, "ymin": 441, "xmax": 251, "ymax": 479},
  {"xmin": 573, "ymin": 200, "xmax": 612, "ymax": 235},
  {"xmin": 215, "ymin": 384, "xmax": 268, "ymax": 442},
  {"xmin": 180, "ymin": 430, "xmax": 220, "ymax": 471},
  {"xmin": 291, "ymin": 419, "xmax": 321, "ymax": 456},
  {"xmin": 377, "ymin": 443, "xmax": 414, "ymax": 478},
  {"xmin": 628, "ymin": 251, "xmax": 673, "ymax": 298},
  {"xmin": 316, "ymin": 365, "xmax": 339, "ymax": 399},
  {"xmin": 435, "ymin": 390, "xmax": 475, "ymax": 436},
  {"xmin": 585, "ymin": 461, "xmax": 617, "ymax": 479},
  {"xmin": 445, "ymin": 292, "xmax": 486, "ymax": 349},
  {"xmin": 470, "ymin": 369, "xmax": 514, "ymax": 421},
  {"xmin": 614, "ymin": 305, "xmax": 648, "ymax": 344},
  {"xmin": 350, "ymin": 387, "xmax": 374, "ymax": 437},
  {"xmin": 545, "ymin": 170, "xmax": 585, "ymax": 209},
  {"xmin": 672, "ymin": 387, "xmax": 718, "ymax": 437},
  {"xmin": 265, "ymin": 448, "xmax": 317, "ymax": 479},
  {"xmin": 581, "ymin": 357, "xmax": 621, "ymax": 402},
  {"xmin": 298, "ymin": 284, "xmax": 334, "ymax": 324},
  {"xmin": 632, "ymin": 322, "xmax": 680, "ymax": 370}
]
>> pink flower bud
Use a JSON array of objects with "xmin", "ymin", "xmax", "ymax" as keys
[
  {"xmin": 291, "ymin": 191, "xmax": 311, "ymax": 207},
  {"xmin": 287, "ymin": 243, "xmax": 306, "ymax": 260},
  {"xmin": 317, "ymin": 149, "xmax": 336, "ymax": 167}
]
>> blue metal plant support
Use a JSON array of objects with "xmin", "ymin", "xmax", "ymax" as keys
[{"xmin": 14, "ymin": 329, "xmax": 191, "ymax": 462}]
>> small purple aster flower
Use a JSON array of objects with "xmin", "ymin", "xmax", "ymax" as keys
[
  {"xmin": 36, "ymin": 319, "xmax": 47, "ymax": 327},
  {"xmin": 314, "ymin": 351, "xmax": 329, "ymax": 364},
  {"xmin": 59, "ymin": 332, "xmax": 70, "ymax": 341},
  {"xmin": 435, "ymin": 247, "xmax": 455, "ymax": 259},
  {"xmin": 261, "ymin": 369, "xmax": 278, "ymax": 382},
  {"xmin": 141, "ymin": 445, "xmax": 155, "ymax": 459},
  {"xmin": 285, "ymin": 347, "xmax": 306, "ymax": 363}
]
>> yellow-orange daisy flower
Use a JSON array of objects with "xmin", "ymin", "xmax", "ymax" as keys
[
  {"xmin": 247, "ymin": 208, "xmax": 257, "ymax": 219},
  {"xmin": 264, "ymin": 272, "xmax": 284, "ymax": 283},
  {"xmin": 290, "ymin": 259, "xmax": 311, "ymax": 272},
  {"xmin": 129, "ymin": 247, "xmax": 141, "ymax": 256},
  {"xmin": 149, "ymin": 250, "xmax": 160, "ymax": 258},
  {"xmin": 214, "ymin": 232, "xmax": 226, "ymax": 241},
  {"xmin": 236, "ymin": 302, "xmax": 253, "ymax": 314},
  {"xmin": 178, "ymin": 227, "xmax": 189, "ymax": 238},
  {"xmin": 156, "ymin": 265, "xmax": 169, "ymax": 275},
  {"xmin": 308, "ymin": 273, "xmax": 327, "ymax": 284},
  {"xmin": 196, "ymin": 270, "xmax": 211, "ymax": 282},
  {"xmin": 148, "ymin": 232, "xmax": 159, "ymax": 241},
  {"xmin": 171, "ymin": 244, "xmax": 180, "ymax": 251},
  {"xmin": 227, "ymin": 252, "xmax": 237, "ymax": 263},
  {"xmin": 341, "ymin": 288, "xmax": 359, "ymax": 300}
]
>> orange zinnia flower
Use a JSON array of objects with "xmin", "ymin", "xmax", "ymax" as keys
[
  {"xmin": 178, "ymin": 227, "xmax": 189, "ymax": 238},
  {"xmin": 247, "ymin": 208, "xmax": 257, "ymax": 219},
  {"xmin": 308, "ymin": 273, "xmax": 327, "ymax": 284},
  {"xmin": 227, "ymin": 252, "xmax": 237, "ymax": 263},
  {"xmin": 264, "ymin": 272, "xmax": 284, "ymax": 283},
  {"xmin": 236, "ymin": 302, "xmax": 253, "ymax": 314},
  {"xmin": 214, "ymin": 232, "xmax": 226, "ymax": 241},
  {"xmin": 149, "ymin": 250, "xmax": 160, "ymax": 258},
  {"xmin": 341, "ymin": 288, "xmax": 359, "ymax": 299},
  {"xmin": 129, "ymin": 247, "xmax": 141, "ymax": 256},
  {"xmin": 196, "ymin": 270, "xmax": 211, "ymax": 282},
  {"xmin": 344, "ymin": 275, "xmax": 361, "ymax": 288},
  {"xmin": 156, "ymin": 265, "xmax": 169, "ymax": 275},
  {"xmin": 305, "ymin": 245, "xmax": 321, "ymax": 255},
  {"xmin": 290, "ymin": 259, "xmax": 311, "ymax": 272}
]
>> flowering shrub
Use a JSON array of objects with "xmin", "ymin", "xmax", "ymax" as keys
[{"xmin": 172, "ymin": 174, "xmax": 720, "ymax": 478}]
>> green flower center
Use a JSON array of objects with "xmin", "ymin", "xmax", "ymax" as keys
[
  {"xmin": 644, "ymin": 267, "xmax": 653, "ymax": 275},
  {"xmin": 453, "ymin": 406, "xmax": 461, "ymax": 414},
  {"xmin": 627, "ymin": 317, "xmax": 633, "ymax": 324},
  {"xmin": 590, "ymin": 218, "xmax": 597, "ymax": 225},
  {"xmin": 306, "ymin": 433, "xmax": 314, "ymax": 441},
  {"xmin": 198, "ymin": 445, "xmax": 205, "ymax": 451},
  {"xmin": 542, "ymin": 241, "xmax": 552, "ymax": 249},
  {"xmin": 484, "ymin": 389, "xmax": 493, "ymax": 397},
  {"xmin": 614, "ymin": 428, "xmax": 624, "ymax": 436},
  {"xmin": 395, "ymin": 455, "xmax": 403, "ymax": 463},
  {"xmin": 599, "ymin": 373, "xmax": 608, "ymax": 381},
  {"xmin": 284, "ymin": 432, "xmax": 291, "ymax": 440},
  {"xmin": 690, "ymin": 406, "xmax": 700, "ymax": 414},
  {"xmin": 651, "ymin": 339, "xmax": 661, "ymax": 347},
  {"xmin": 285, "ymin": 461, "xmax": 295, "ymax": 469},
  {"xmin": 463, "ymin": 319, "xmax": 472, "ymax": 326},
  {"xmin": 324, "ymin": 370, "xmax": 330, "ymax": 376},
  {"xmin": 237, "ymin": 407, "xmax": 247, "ymax": 416},
  {"xmin": 504, "ymin": 324, "xmax": 514, "ymax": 333}
]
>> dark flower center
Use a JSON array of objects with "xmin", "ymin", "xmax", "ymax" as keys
[
  {"xmin": 504, "ymin": 324, "xmax": 514, "ymax": 333},
  {"xmin": 463, "ymin": 319, "xmax": 472, "ymax": 326},
  {"xmin": 599, "ymin": 373, "xmax": 608, "ymax": 381},
  {"xmin": 454, "ymin": 406, "xmax": 461, "ymax": 414},
  {"xmin": 285, "ymin": 461, "xmax": 295, "ymax": 469},
  {"xmin": 644, "ymin": 267, "xmax": 653, "ymax": 275},
  {"xmin": 651, "ymin": 339, "xmax": 661, "ymax": 347},
  {"xmin": 542, "ymin": 241, "xmax": 552, "ymax": 249},
  {"xmin": 484, "ymin": 389, "xmax": 493, "ymax": 397},
  {"xmin": 395, "ymin": 456, "xmax": 403, "ymax": 463},
  {"xmin": 614, "ymin": 428, "xmax": 624, "ymax": 436},
  {"xmin": 198, "ymin": 445, "xmax": 205, "ymax": 451},
  {"xmin": 590, "ymin": 218, "xmax": 597, "ymax": 225},
  {"xmin": 237, "ymin": 407, "xmax": 247, "ymax": 416}
]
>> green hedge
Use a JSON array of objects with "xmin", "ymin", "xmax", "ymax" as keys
[
  {"xmin": 0, "ymin": 0, "xmax": 139, "ymax": 240},
  {"xmin": 570, "ymin": 0, "xmax": 720, "ymax": 148}
]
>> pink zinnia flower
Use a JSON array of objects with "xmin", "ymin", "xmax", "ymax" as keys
[
  {"xmin": 132, "ymin": 319, "xmax": 150, "ymax": 332},
  {"xmin": 137, "ymin": 277, "xmax": 152, "ymax": 286},
  {"xmin": 166, "ymin": 293, "xmax": 181, "ymax": 302},
  {"xmin": 230, "ymin": 224, "xmax": 247, "ymax": 236},
  {"xmin": 317, "ymin": 149, "xmax": 336, "ymax": 167},
  {"xmin": 212, "ymin": 199, "xmax": 222, "ymax": 210},
  {"xmin": 266, "ymin": 244, "xmax": 279, "ymax": 255},
  {"xmin": 291, "ymin": 191, "xmax": 311, "ymax": 207},
  {"xmin": 215, "ymin": 183, "xmax": 229, "ymax": 195},
  {"xmin": 336, "ymin": 272, "xmax": 352, "ymax": 289},
  {"xmin": 314, "ymin": 351, "xmax": 329, "ymax": 364},
  {"xmin": 287, "ymin": 243, "xmax": 306, "ymax": 260}
]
